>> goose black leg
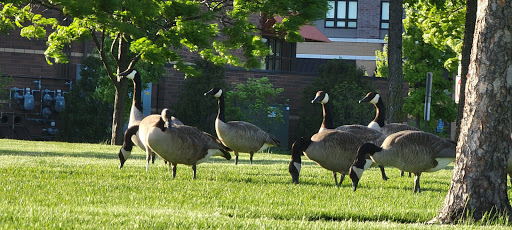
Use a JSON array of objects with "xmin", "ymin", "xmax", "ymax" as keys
[
  {"xmin": 413, "ymin": 173, "xmax": 422, "ymax": 193},
  {"xmin": 379, "ymin": 165, "xmax": 388, "ymax": 181},
  {"xmin": 333, "ymin": 172, "xmax": 339, "ymax": 186},
  {"xmin": 192, "ymin": 164, "xmax": 197, "ymax": 179},
  {"xmin": 249, "ymin": 151, "xmax": 254, "ymax": 165},
  {"xmin": 172, "ymin": 163, "xmax": 177, "ymax": 178},
  {"xmin": 339, "ymin": 173, "xmax": 345, "ymax": 185},
  {"xmin": 234, "ymin": 152, "xmax": 239, "ymax": 165}
]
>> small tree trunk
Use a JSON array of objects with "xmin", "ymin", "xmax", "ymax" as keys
[
  {"xmin": 111, "ymin": 81, "xmax": 128, "ymax": 145},
  {"xmin": 387, "ymin": 0, "xmax": 404, "ymax": 123},
  {"xmin": 431, "ymin": 0, "xmax": 512, "ymax": 223},
  {"xmin": 454, "ymin": 0, "xmax": 476, "ymax": 140}
]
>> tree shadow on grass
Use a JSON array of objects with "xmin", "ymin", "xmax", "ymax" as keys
[{"xmin": 0, "ymin": 149, "xmax": 119, "ymax": 160}]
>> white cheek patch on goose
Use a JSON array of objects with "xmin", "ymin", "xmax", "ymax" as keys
[
  {"xmin": 351, "ymin": 166, "xmax": 365, "ymax": 180},
  {"xmin": 294, "ymin": 162, "xmax": 301, "ymax": 174},
  {"xmin": 121, "ymin": 148, "xmax": 132, "ymax": 159},
  {"xmin": 363, "ymin": 159, "xmax": 373, "ymax": 170},
  {"xmin": 369, "ymin": 94, "xmax": 380, "ymax": 104},
  {"xmin": 127, "ymin": 70, "xmax": 137, "ymax": 79},
  {"xmin": 214, "ymin": 89, "xmax": 223, "ymax": 98},
  {"xmin": 321, "ymin": 93, "xmax": 329, "ymax": 104}
]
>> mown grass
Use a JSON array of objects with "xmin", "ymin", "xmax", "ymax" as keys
[{"xmin": 0, "ymin": 139, "xmax": 510, "ymax": 229}]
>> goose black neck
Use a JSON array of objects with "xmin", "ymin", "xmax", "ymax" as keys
[
  {"xmin": 373, "ymin": 98, "xmax": 386, "ymax": 127},
  {"xmin": 291, "ymin": 137, "xmax": 311, "ymax": 163},
  {"xmin": 122, "ymin": 125, "xmax": 139, "ymax": 151},
  {"xmin": 133, "ymin": 74, "xmax": 142, "ymax": 112},
  {"xmin": 321, "ymin": 103, "xmax": 335, "ymax": 130},
  {"xmin": 217, "ymin": 95, "xmax": 226, "ymax": 122},
  {"xmin": 291, "ymin": 144, "xmax": 302, "ymax": 164}
]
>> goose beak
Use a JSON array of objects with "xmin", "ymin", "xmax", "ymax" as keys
[{"xmin": 359, "ymin": 97, "xmax": 370, "ymax": 103}]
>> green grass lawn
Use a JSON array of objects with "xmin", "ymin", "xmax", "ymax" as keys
[{"xmin": 0, "ymin": 139, "xmax": 510, "ymax": 229}]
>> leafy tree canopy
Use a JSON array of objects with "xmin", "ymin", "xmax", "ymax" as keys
[
  {"xmin": 0, "ymin": 0, "xmax": 328, "ymax": 70},
  {"xmin": 0, "ymin": 0, "xmax": 328, "ymax": 144}
]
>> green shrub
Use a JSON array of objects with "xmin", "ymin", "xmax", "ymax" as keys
[
  {"xmin": 226, "ymin": 77, "xmax": 286, "ymax": 133},
  {"xmin": 55, "ymin": 57, "xmax": 113, "ymax": 143},
  {"xmin": 172, "ymin": 59, "xmax": 228, "ymax": 135},
  {"xmin": 296, "ymin": 59, "xmax": 375, "ymax": 139}
]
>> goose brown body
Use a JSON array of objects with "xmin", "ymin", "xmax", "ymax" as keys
[
  {"xmin": 311, "ymin": 91, "xmax": 388, "ymax": 180},
  {"xmin": 307, "ymin": 130, "xmax": 364, "ymax": 173},
  {"xmin": 136, "ymin": 109, "xmax": 231, "ymax": 178},
  {"xmin": 117, "ymin": 69, "xmax": 183, "ymax": 169},
  {"xmin": 288, "ymin": 130, "xmax": 364, "ymax": 186},
  {"xmin": 350, "ymin": 130, "xmax": 456, "ymax": 192},
  {"xmin": 206, "ymin": 88, "xmax": 280, "ymax": 165}
]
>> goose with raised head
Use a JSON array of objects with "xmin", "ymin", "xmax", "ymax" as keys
[
  {"xmin": 359, "ymin": 91, "xmax": 420, "ymax": 177},
  {"xmin": 289, "ymin": 132, "xmax": 364, "ymax": 186},
  {"xmin": 125, "ymin": 108, "xmax": 231, "ymax": 178},
  {"xmin": 359, "ymin": 92, "xmax": 419, "ymax": 136},
  {"xmin": 349, "ymin": 130, "xmax": 456, "ymax": 193},
  {"xmin": 117, "ymin": 68, "xmax": 183, "ymax": 169},
  {"xmin": 205, "ymin": 88, "xmax": 280, "ymax": 165},
  {"xmin": 311, "ymin": 91, "xmax": 388, "ymax": 180}
]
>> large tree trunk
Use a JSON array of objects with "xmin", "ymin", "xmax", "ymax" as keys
[
  {"xmin": 387, "ymin": 0, "xmax": 404, "ymax": 123},
  {"xmin": 454, "ymin": 0, "xmax": 477, "ymax": 140},
  {"xmin": 431, "ymin": 0, "xmax": 512, "ymax": 223}
]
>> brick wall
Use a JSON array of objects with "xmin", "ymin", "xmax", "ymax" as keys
[{"xmin": 153, "ymin": 67, "xmax": 404, "ymax": 148}]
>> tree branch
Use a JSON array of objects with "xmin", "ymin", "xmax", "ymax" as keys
[{"xmin": 90, "ymin": 29, "xmax": 119, "ymax": 87}]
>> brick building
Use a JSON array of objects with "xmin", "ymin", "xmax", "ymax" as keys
[{"xmin": 0, "ymin": 1, "xmax": 401, "ymax": 147}]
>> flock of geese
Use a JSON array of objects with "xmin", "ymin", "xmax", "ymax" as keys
[{"xmin": 115, "ymin": 68, "xmax": 463, "ymax": 193}]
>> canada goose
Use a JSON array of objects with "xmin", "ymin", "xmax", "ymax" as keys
[
  {"xmin": 311, "ymin": 91, "xmax": 388, "ymax": 180},
  {"xmin": 359, "ymin": 91, "xmax": 420, "ymax": 177},
  {"xmin": 289, "ymin": 131, "xmax": 364, "ymax": 186},
  {"xmin": 359, "ymin": 92, "xmax": 419, "ymax": 136},
  {"xmin": 205, "ymin": 88, "xmax": 280, "ymax": 165},
  {"xmin": 131, "ymin": 108, "xmax": 231, "ymax": 178},
  {"xmin": 117, "ymin": 68, "xmax": 183, "ymax": 169},
  {"xmin": 349, "ymin": 130, "xmax": 456, "ymax": 193}
]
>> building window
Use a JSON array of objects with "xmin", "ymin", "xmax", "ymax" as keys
[
  {"xmin": 380, "ymin": 1, "xmax": 389, "ymax": 29},
  {"xmin": 325, "ymin": 0, "xmax": 358, "ymax": 28},
  {"xmin": 263, "ymin": 37, "xmax": 296, "ymax": 71}
]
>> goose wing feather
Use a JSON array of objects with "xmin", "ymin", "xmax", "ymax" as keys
[
  {"xmin": 376, "ymin": 130, "xmax": 453, "ymax": 173},
  {"xmin": 217, "ymin": 120, "xmax": 278, "ymax": 152},
  {"xmin": 336, "ymin": 124, "xmax": 385, "ymax": 145},
  {"xmin": 306, "ymin": 130, "xmax": 363, "ymax": 174}
]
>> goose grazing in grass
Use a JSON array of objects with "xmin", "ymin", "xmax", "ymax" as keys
[
  {"xmin": 359, "ymin": 91, "xmax": 420, "ymax": 177},
  {"xmin": 117, "ymin": 68, "xmax": 183, "ymax": 169},
  {"xmin": 132, "ymin": 108, "xmax": 231, "ymax": 178},
  {"xmin": 289, "ymin": 132, "xmax": 364, "ymax": 186},
  {"xmin": 311, "ymin": 91, "xmax": 388, "ymax": 181},
  {"xmin": 205, "ymin": 88, "xmax": 280, "ymax": 165},
  {"xmin": 349, "ymin": 130, "xmax": 456, "ymax": 193}
]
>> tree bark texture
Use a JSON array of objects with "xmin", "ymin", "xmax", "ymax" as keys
[
  {"xmin": 111, "ymin": 35, "xmax": 131, "ymax": 145},
  {"xmin": 387, "ymin": 0, "xmax": 404, "ymax": 123},
  {"xmin": 455, "ymin": 0, "xmax": 477, "ymax": 140},
  {"xmin": 111, "ymin": 81, "xmax": 128, "ymax": 145},
  {"xmin": 433, "ymin": 0, "xmax": 512, "ymax": 223}
]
